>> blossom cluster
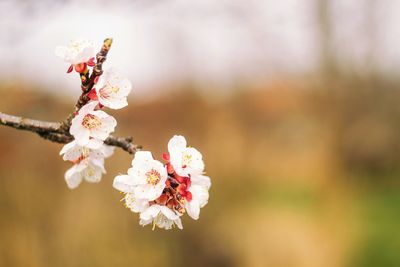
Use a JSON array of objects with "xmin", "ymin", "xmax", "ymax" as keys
[
  {"xmin": 55, "ymin": 39, "xmax": 211, "ymax": 230},
  {"xmin": 113, "ymin": 135, "xmax": 210, "ymax": 230},
  {"xmin": 56, "ymin": 39, "xmax": 131, "ymax": 188}
]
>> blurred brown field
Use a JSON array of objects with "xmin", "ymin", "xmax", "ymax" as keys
[{"xmin": 1, "ymin": 76, "xmax": 399, "ymax": 267}]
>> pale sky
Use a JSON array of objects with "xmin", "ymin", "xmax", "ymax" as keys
[{"xmin": 0, "ymin": 0, "xmax": 399, "ymax": 98}]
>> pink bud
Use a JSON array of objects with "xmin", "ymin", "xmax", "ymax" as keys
[
  {"xmin": 74, "ymin": 63, "xmax": 87, "ymax": 73},
  {"xmin": 162, "ymin": 153, "xmax": 170, "ymax": 161},
  {"xmin": 67, "ymin": 65, "xmax": 74, "ymax": 73},
  {"xmin": 87, "ymin": 57, "xmax": 95, "ymax": 67}
]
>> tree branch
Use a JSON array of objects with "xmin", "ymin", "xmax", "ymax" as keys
[
  {"xmin": 0, "ymin": 38, "xmax": 141, "ymax": 155},
  {"xmin": 0, "ymin": 112, "xmax": 62, "ymax": 133},
  {"xmin": 0, "ymin": 112, "xmax": 142, "ymax": 154}
]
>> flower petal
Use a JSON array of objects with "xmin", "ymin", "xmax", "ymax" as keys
[{"xmin": 113, "ymin": 174, "xmax": 139, "ymax": 193}]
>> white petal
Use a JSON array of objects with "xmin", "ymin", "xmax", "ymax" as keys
[
  {"xmin": 83, "ymin": 164, "xmax": 103, "ymax": 183},
  {"xmin": 131, "ymin": 151, "xmax": 154, "ymax": 165},
  {"xmin": 113, "ymin": 174, "xmax": 139, "ymax": 193},
  {"xmin": 106, "ymin": 98, "xmax": 128, "ymax": 110},
  {"xmin": 140, "ymin": 205, "xmax": 161, "ymax": 221},
  {"xmin": 190, "ymin": 185, "xmax": 209, "ymax": 208},
  {"xmin": 86, "ymin": 139, "xmax": 104, "ymax": 150},
  {"xmin": 124, "ymin": 194, "xmax": 149, "ymax": 213},
  {"xmin": 134, "ymin": 184, "xmax": 162, "ymax": 201},
  {"xmin": 65, "ymin": 165, "xmax": 83, "ymax": 189},
  {"xmin": 160, "ymin": 206, "xmax": 179, "ymax": 220},
  {"xmin": 185, "ymin": 200, "xmax": 200, "ymax": 220},
  {"xmin": 74, "ymin": 45, "xmax": 95, "ymax": 64},
  {"xmin": 79, "ymin": 101, "xmax": 98, "ymax": 114},
  {"xmin": 168, "ymin": 135, "xmax": 187, "ymax": 153},
  {"xmin": 89, "ymin": 157, "xmax": 106, "ymax": 173},
  {"xmin": 120, "ymin": 78, "xmax": 132, "ymax": 95},
  {"xmin": 174, "ymin": 218, "xmax": 183, "ymax": 229},
  {"xmin": 73, "ymin": 129, "xmax": 90, "ymax": 146},
  {"xmin": 60, "ymin": 141, "xmax": 81, "ymax": 162},
  {"xmin": 127, "ymin": 167, "xmax": 148, "ymax": 185},
  {"xmin": 60, "ymin": 140, "xmax": 76, "ymax": 155},
  {"xmin": 101, "ymin": 145, "xmax": 115, "ymax": 158},
  {"xmin": 191, "ymin": 174, "xmax": 211, "ymax": 189}
]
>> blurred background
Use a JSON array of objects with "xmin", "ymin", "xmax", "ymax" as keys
[{"xmin": 1, "ymin": 0, "xmax": 400, "ymax": 266}]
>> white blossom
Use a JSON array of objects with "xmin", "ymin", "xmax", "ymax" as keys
[
  {"xmin": 123, "ymin": 193, "xmax": 149, "ymax": 213},
  {"xmin": 64, "ymin": 160, "xmax": 105, "ymax": 189},
  {"xmin": 139, "ymin": 204, "xmax": 183, "ymax": 230},
  {"xmin": 55, "ymin": 39, "xmax": 95, "ymax": 65},
  {"xmin": 60, "ymin": 140, "xmax": 114, "ymax": 164},
  {"xmin": 113, "ymin": 151, "xmax": 167, "ymax": 201},
  {"xmin": 70, "ymin": 101, "xmax": 117, "ymax": 147},
  {"xmin": 60, "ymin": 140, "xmax": 114, "ymax": 189},
  {"xmin": 95, "ymin": 68, "xmax": 132, "ymax": 109},
  {"xmin": 168, "ymin": 135, "xmax": 204, "ymax": 177},
  {"xmin": 184, "ymin": 174, "xmax": 211, "ymax": 220}
]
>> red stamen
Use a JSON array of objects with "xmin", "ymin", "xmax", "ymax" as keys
[
  {"xmin": 156, "ymin": 194, "xmax": 168, "ymax": 205},
  {"xmin": 177, "ymin": 184, "xmax": 187, "ymax": 195}
]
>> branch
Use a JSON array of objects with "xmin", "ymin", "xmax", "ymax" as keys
[
  {"xmin": 0, "ymin": 112, "xmax": 142, "ymax": 154},
  {"xmin": 0, "ymin": 112, "xmax": 62, "ymax": 133},
  {"xmin": 61, "ymin": 38, "xmax": 113, "ymax": 132},
  {"xmin": 0, "ymin": 38, "xmax": 141, "ymax": 155}
]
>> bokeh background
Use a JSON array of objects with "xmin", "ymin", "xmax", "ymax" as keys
[{"xmin": 1, "ymin": 0, "xmax": 400, "ymax": 267}]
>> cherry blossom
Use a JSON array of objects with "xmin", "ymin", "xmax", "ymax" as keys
[
  {"xmin": 113, "ymin": 136, "xmax": 211, "ymax": 230},
  {"xmin": 113, "ymin": 151, "xmax": 167, "ymax": 201},
  {"xmin": 60, "ymin": 140, "xmax": 114, "ymax": 189},
  {"xmin": 184, "ymin": 175, "xmax": 211, "ymax": 220},
  {"xmin": 167, "ymin": 135, "xmax": 205, "ymax": 177},
  {"xmin": 93, "ymin": 68, "xmax": 132, "ymax": 109},
  {"xmin": 139, "ymin": 204, "xmax": 183, "ymax": 230},
  {"xmin": 52, "ymin": 38, "xmax": 212, "ymax": 230},
  {"xmin": 60, "ymin": 140, "xmax": 114, "ymax": 165},
  {"xmin": 123, "ymin": 193, "xmax": 149, "ymax": 213},
  {"xmin": 55, "ymin": 39, "xmax": 95, "ymax": 73},
  {"xmin": 69, "ymin": 101, "xmax": 117, "ymax": 146},
  {"xmin": 64, "ymin": 160, "xmax": 106, "ymax": 189}
]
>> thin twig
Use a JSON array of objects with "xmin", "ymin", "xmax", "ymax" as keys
[{"xmin": 0, "ymin": 112, "xmax": 141, "ymax": 154}]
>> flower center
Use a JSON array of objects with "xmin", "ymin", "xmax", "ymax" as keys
[
  {"xmin": 82, "ymin": 114, "xmax": 101, "ymax": 129},
  {"xmin": 124, "ymin": 193, "xmax": 137, "ymax": 209},
  {"xmin": 99, "ymin": 82, "xmax": 119, "ymax": 99},
  {"xmin": 182, "ymin": 153, "xmax": 192, "ymax": 168},
  {"xmin": 146, "ymin": 169, "xmax": 161, "ymax": 185},
  {"xmin": 70, "ymin": 41, "xmax": 83, "ymax": 53}
]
